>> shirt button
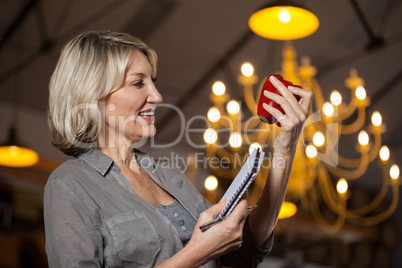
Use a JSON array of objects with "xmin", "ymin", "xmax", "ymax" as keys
[
  {"xmin": 181, "ymin": 226, "xmax": 186, "ymax": 231},
  {"xmin": 174, "ymin": 212, "xmax": 179, "ymax": 217}
]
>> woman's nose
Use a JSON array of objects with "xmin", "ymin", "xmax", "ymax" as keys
[{"xmin": 148, "ymin": 85, "xmax": 163, "ymax": 104}]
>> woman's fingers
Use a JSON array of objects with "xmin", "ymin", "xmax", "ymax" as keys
[
  {"xmin": 269, "ymin": 76, "xmax": 302, "ymax": 112},
  {"xmin": 228, "ymin": 192, "xmax": 248, "ymax": 221},
  {"xmin": 264, "ymin": 75, "xmax": 313, "ymax": 127},
  {"xmin": 288, "ymin": 85, "xmax": 313, "ymax": 114},
  {"xmin": 188, "ymin": 195, "xmax": 247, "ymax": 262},
  {"xmin": 197, "ymin": 198, "xmax": 227, "ymax": 226},
  {"xmin": 263, "ymin": 90, "xmax": 297, "ymax": 121}
]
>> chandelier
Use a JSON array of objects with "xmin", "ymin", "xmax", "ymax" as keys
[
  {"xmin": 203, "ymin": 42, "xmax": 400, "ymax": 233},
  {"xmin": 201, "ymin": 2, "xmax": 400, "ymax": 233}
]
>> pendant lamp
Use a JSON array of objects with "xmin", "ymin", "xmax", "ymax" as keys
[
  {"xmin": 0, "ymin": 124, "xmax": 39, "ymax": 167},
  {"xmin": 0, "ymin": 21, "xmax": 39, "ymax": 168},
  {"xmin": 249, "ymin": 0, "xmax": 319, "ymax": 40}
]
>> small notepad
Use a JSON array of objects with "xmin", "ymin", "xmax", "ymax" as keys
[{"xmin": 216, "ymin": 148, "xmax": 264, "ymax": 220}]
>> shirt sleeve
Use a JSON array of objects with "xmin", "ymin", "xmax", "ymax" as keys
[
  {"xmin": 220, "ymin": 216, "xmax": 274, "ymax": 268},
  {"xmin": 44, "ymin": 177, "xmax": 103, "ymax": 268}
]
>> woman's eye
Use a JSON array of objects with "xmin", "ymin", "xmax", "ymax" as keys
[{"xmin": 133, "ymin": 80, "xmax": 144, "ymax": 87}]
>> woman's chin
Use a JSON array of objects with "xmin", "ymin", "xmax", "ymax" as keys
[{"xmin": 138, "ymin": 126, "xmax": 157, "ymax": 139}]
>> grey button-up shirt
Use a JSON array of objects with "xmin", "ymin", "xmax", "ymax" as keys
[{"xmin": 44, "ymin": 149, "xmax": 273, "ymax": 267}]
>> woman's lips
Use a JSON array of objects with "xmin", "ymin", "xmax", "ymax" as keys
[{"xmin": 138, "ymin": 108, "xmax": 155, "ymax": 122}]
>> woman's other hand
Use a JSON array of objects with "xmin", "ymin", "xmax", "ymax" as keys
[{"xmin": 185, "ymin": 193, "xmax": 248, "ymax": 266}]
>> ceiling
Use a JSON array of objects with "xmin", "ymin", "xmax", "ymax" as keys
[
  {"xmin": 1, "ymin": 0, "xmax": 402, "ymax": 266},
  {"xmin": 0, "ymin": 1, "xmax": 401, "ymax": 140},
  {"xmin": 1, "ymin": 0, "xmax": 401, "ymax": 183}
]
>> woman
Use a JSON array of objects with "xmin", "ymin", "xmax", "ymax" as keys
[{"xmin": 45, "ymin": 31, "xmax": 312, "ymax": 267}]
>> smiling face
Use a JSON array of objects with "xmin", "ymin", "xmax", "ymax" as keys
[{"xmin": 101, "ymin": 50, "xmax": 163, "ymax": 146}]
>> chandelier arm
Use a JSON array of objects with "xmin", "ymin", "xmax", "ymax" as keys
[
  {"xmin": 298, "ymin": 155, "xmax": 319, "ymax": 211},
  {"xmin": 216, "ymin": 116, "xmax": 234, "ymax": 130},
  {"xmin": 210, "ymin": 105, "xmax": 238, "ymax": 137},
  {"xmin": 325, "ymin": 150, "xmax": 370, "ymax": 180},
  {"xmin": 347, "ymin": 162, "xmax": 391, "ymax": 217},
  {"xmin": 345, "ymin": 179, "xmax": 399, "ymax": 226},
  {"xmin": 231, "ymin": 114, "xmax": 240, "ymax": 133},
  {"xmin": 310, "ymin": 79, "xmax": 326, "ymax": 111},
  {"xmin": 317, "ymin": 121, "xmax": 342, "ymax": 167},
  {"xmin": 339, "ymin": 105, "xmax": 367, "ymax": 134},
  {"xmin": 243, "ymin": 82, "xmax": 258, "ymax": 116},
  {"xmin": 308, "ymin": 181, "xmax": 346, "ymax": 234},
  {"xmin": 210, "ymin": 93, "xmax": 230, "ymax": 126},
  {"xmin": 318, "ymin": 165, "xmax": 343, "ymax": 213},
  {"xmin": 338, "ymin": 98, "xmax": 358, "ymax": 122},
  {"xmin": 299, "ymin": 160, "xmax": 317, "ymax": 211},
  {"xmin": 326, "ymin": 155, "xmax": 369, "ymax": 180},
  {"xmin": 336, "ymin": 128, "xmax": 382, "ymax": 168}
]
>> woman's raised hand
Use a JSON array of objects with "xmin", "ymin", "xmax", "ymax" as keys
[{"xmin": 262, "ymin": 75, "xmax": 313, "ymax": 154}]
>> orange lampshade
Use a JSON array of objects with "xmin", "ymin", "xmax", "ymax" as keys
[
  {"xmin": 0, "ymin": 124, "xmax": 39, "ymax": 167},
  {"xmin": 249, "ymin": 0, "xmax": 319, "ymax": 40}
]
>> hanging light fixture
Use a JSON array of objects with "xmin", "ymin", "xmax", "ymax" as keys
[
  {"xmin": 0, "ymin": 22, "xmax": 39, "ymax": 168},
  {"xmin": 248, "ymin": 0, "xmax": 319, "ymax": 40},
  {"xmin": 0, "ymin": 124, "xmax": 39, "ymax": 167}
]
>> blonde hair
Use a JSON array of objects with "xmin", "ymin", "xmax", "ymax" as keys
[{"xmin": 48, "ymin": 31, "xmax": 158, "ymax": 156}]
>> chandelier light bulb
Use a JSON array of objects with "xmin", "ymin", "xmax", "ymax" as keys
[
  {"xmin": 313, "ymin": 131, "xmax": 325, "ymax": 147},
  {"xmin": 241, "ymin": 62, "xmax": 254, "ymax": 77},
  {"xmin": 355, "ymin": 85, "xmax": 366, "ymax": 100},
  {"xmin": 330, "ymin": 90, "xmax": 342, "ymax": 106},
  {"xmin": 249, "ymin": 142, "xmax": 262, "ymax": 155},
  {"xmin": 207, "ymin": 107, "xmax": 221, "ymax": 122},
  {"xmin": 379, "ymin": 145, "xmax": 390, "ymax": 162},
  {"xmin": 229, "ymin": 132, "xmax": 242, "ymax": 148},
  {"xmin": 371, "ymin": 111, "xmax": 382, "ymax": 127},
  {"xmin": 227, "ymin": 100, "xmax": 240, "ymax": 115},
  {"xmin": 323, "ymin": 102, "xmax": 334, "ymax": 117},
  {"xmin": 305, "ymin": 145, "xmax": 318, "ymax": 158},
  {"xmin": 205, "ymin": 175, "xmax": 218, "ymax": 191},
  {"xmin": 204, "ymin": 128, "xmax": 218, "ymax": 144},
  {"xmin": 337, "ymin": 178, "xmax": 348, "ymax": 194},
  {"xmin": 390, "ymin": 164, "xmax": 400, "ymax": 180},
  {"xmin": 358, "ymin": 130, "xmax": 369, "ymax": 146},
  {"xmin": 278, "ymin": 8, "xmax": 291, "ymax": 23},
  {"xmin": 212, "ymin": 81, "xmax": 226, "ymax": 96}
]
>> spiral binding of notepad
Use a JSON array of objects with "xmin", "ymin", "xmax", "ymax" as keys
[
  {"xmin": 215, "ymin": 148, "xmax": 264, "ymax": 220},
  {"xmin": 217, "ymin": 172, "xmax": 256, "ymax": 219}
]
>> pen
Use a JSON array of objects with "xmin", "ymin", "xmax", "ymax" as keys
[
  {"xmin": 246, "ymin": 204, "xmax": 258, "ymax": 212},
  {"xmin": 199, "ymin": 218, "xmax": 222, "ymax": 230},
  {"xmin": 199, "ymin": 205, "xmax": 258, "ymax": 231}
]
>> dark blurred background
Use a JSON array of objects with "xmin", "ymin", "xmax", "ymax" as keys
[{"xmin": 0, "ymin": 0, "xmax": 401, "ymax": 267}]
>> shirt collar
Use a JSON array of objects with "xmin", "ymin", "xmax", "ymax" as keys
[{"xmin": 78, "ymin": 149, "xmax": 114, "ymax": 176}]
